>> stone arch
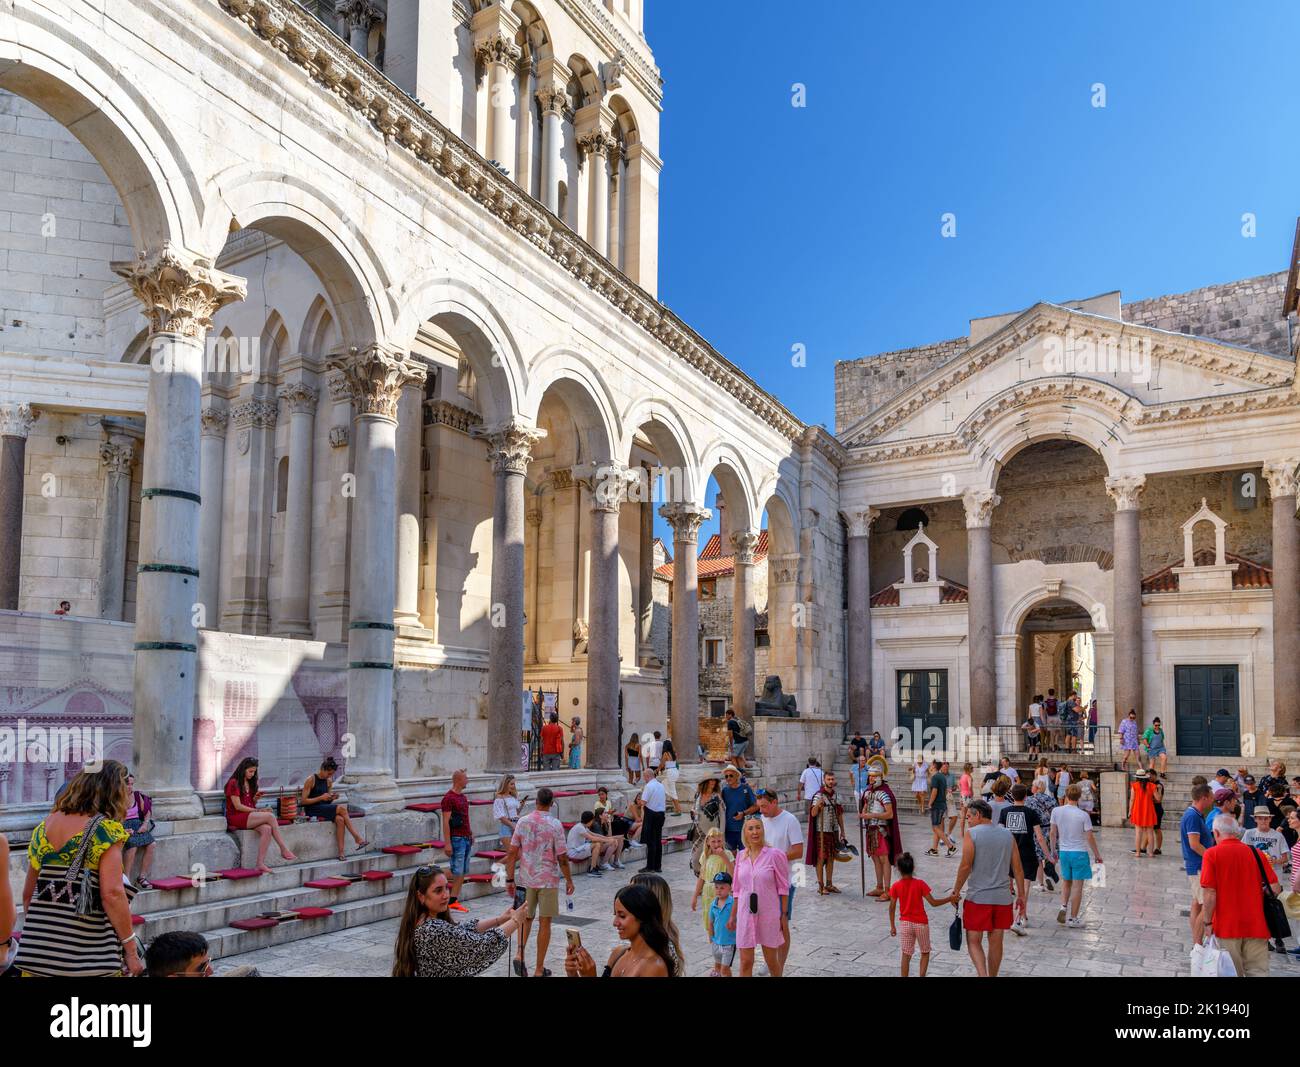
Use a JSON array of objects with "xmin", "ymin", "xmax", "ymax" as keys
[
  {"xmin": 524, "ymin": 347, "xmax": 620, "ymax": 461},
  {"xmin": 203, "ymin": 171, "xmax": 393, "ymax": 347},
  {"xmin": 697, "ymin": 440, "xmax": 758, "ymax": 533},
  {"xmin": 297, "ymin": 295, "xmax": 337, "ymax": 360},
  {"xmin": 391, "ymin": 275, "xmax": 523, "ymax": 425},
  {"xmin": 1003, "ymin": 583, "xmax": 1109, "ymax": 637},
  {"xmin": 962, "ymin": 378, "xmax": 1129, "ymax": 490},
  {"xmin": 257, "ymin": 309, "xmax": 290, "ymax": 384},
  {"xmin": 0, "ymin": 20, "xmax": 201, "ymax": 251},
  {"xmin": 619, "ymin": 396, "xmax": 699, "ymax": 507},
  {"xmin": 566, "ymin": 54, "xmax": 602, "ymax": 108}
]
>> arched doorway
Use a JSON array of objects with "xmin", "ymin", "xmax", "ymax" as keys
[{"xmin": 1018, "ymin": 598, "xmax": 1096, "ymax": 728}]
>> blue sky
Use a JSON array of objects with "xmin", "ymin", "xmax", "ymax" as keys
[{"xmin": 644, "ymin": 1, "xmax": 1300, "ymax": 550}]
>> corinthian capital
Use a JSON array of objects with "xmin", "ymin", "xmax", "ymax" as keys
[
  {"xmin": 962, "ymin": 488, "xmax": 1001, "ymax": 529},
  {"xmin": 0, "ymin": 402, "xmax": 38, "ymax": 438},
  {"xmin": 278, "ymin": 382, "xmax": 320, "ymax": 415},
  {"xmin": 731, "ymin": 531, "xmax": 761, "ymax": 566},
  {"xmin": 577, "ymin": 130, "xmax": 616, "ymax": 161},
  {"xmin": 474, "ymin": 32, "xmax": 521, "ymax": 69},
  {"xmin": 1104, "ymin": 474, "xmax": 1147, "ymax": 512},
  {"xmin": 199, "ymin": 406, "xmax": 228, "ymax": 438},
  {"xmin": 1262, "ymin": 458, "xmax": 1300, "ymax": 500},
  {"xmin": 841, "ymin": 507, "xmax": 881, "ymax": 540},
  {"xmin": 99, "ymin": 439, "xmax": 134, "ymax": 478},
  {"xmin": 337, "ymin": 0, "xmax": 380, "ymax": 33},
  {"xmin": 472, "ymin": 418, "xmax": 546, "ymax": 475},
  {"xmin": 536, "ymin": 84, "xmax": 568, "ymax": 117},
  {"xmin": 326, "ymin": 345, "xmax": 423, "ymax": 421},
  {"xmin": 111, "ymin": 244, "xmax": 246, "ymax": 340},
  {"xmin": 659, "ymin": 502, "xmax": 711, "ymax": 545},
  {"xmin": 575, "ymin": 461, "xmax": 637, "ymax": 513}
]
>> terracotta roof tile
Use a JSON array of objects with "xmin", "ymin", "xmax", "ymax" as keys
[
  {"xmin": 656, "ymin": 530, "xmax": 769, "ymax": 581},
  {"xmin": 1141, "ymin": 550, "xmax": 1272, "ymax": 593},
  {"xmin": 869, "ymin": 570, "xmax": 969, "ymax": 607}
]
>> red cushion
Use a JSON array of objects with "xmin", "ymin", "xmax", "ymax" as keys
[
  {"xmin": 475, "ymin": 850, "xmax": 506, "ymax": 860},
  {"xmin": 465, "ymin": 873, "xmax": 494, "ymax": 883},
  {"xmin": 149, "ymin": 876, "xmax": 196, "ymax": 891},
  {"xmin": 578, "ymin": 789, "xmax": 599, "ymax": 795},
  {"xmin": 382, "ymin": 845, "xmax": 422, "ymax": 855},
  {"xmin": 293, "ymin": 906, "xmax": 334, "ymax": 919},
  {"xmin": 667, "ymin": 834, "xmax": 688, "ymax": 843},
  {"xmin": 131, "ymin": 914, "xmax": 146, "ymax": 926},
  {"xmin": 277, "ymin": 818, "xmax": 294, "ymax": 825},
  {"xmin": 303, "ymin": 877, "xmax": 350, "ymax": 889},
  {"xmin": 561, "ymin": 821, "xmax": 576, "ymax": 830},
  {"xmin": 217, "ymin": 868, "xmax": 263, "ymax": 880},
  {"xmin": 552, "ymin": 790, "xmax": 578, "ymax": 797},
  {"xmin": 406, "ymin": 803, "xmax": 440, "ymax": 812},
  {"xmin": 361, "ymin": 869, "xmax": 393, "ymax": 881},
  {"xmin": 230, "ymin": 917, "xmax": 278, "ymax": 930},
  {"xmin": 419, "ymin": 840, "xmax": 446, "ymax": 849},
  {"xmin": 469, "ymin": 798, "xmax": 493, "ymax": 806}
]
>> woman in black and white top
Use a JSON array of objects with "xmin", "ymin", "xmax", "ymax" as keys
[{"xmin": 392, "ymin": 865, "xmax": 524, "ymax": 977}]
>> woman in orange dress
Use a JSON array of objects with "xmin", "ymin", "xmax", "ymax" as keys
[{"xmin": 1128, "ymin": 770, "xmax": 1158, "ymax": 858}]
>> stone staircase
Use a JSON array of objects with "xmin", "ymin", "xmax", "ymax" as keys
[{"xmin": 6, "ymin": 776, "xmax": 703, "ymax": 961}]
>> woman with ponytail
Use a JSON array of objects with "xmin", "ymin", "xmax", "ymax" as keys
[{"xmin": 392, "ymin": 865, "xmax": 523, "ymax": 977}]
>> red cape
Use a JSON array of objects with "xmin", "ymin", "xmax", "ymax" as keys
[{"xmin": 860, "ymin": 782, "xmax": 903, "ymax": 865}]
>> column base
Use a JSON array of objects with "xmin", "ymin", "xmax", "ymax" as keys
[
  {"xmin": 273, "ymin": 622, "xmax": 312, "ymax": 639},
  {"xmin": 1266, "ymin": 735, "xmax": 1300, "ymax": 765},
  {"xmin": 339, "ymin": 770, "xmax": 406, "ymax": 814},
  {"xmin": 146, "ymin": 787, "xmax": 205, "ymax": 822}
]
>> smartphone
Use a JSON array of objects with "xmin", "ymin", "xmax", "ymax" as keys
[{"xmin": 566, "ymin": 928, "xmax": 582, "ymax": 951}]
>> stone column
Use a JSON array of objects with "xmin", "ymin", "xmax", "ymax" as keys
[
  {"xmin": 637, "ymin": 467, "xmax": 656, "ymax": 665},
  {"xmin": 0, "ymin": 403, "xmax": 37, "ymax": 610},
  {"xmin": 608, "ymin": 157, "xmax": 621, "ymax": 269},
  {"xmin": 197, "ymin": 405, "xmax": 227, "ymax": 629},
  {"xmin": 731, "ymin": 531, "xmax": 760, "ymax": 720},
  {"xmin": 526, "ymin": 504, "xmax": 543, "ymax": 663},
  {"xmin": 1264, "ymin": 459, "xmax": 1300, "ymax": 749},
  {"xmin": 475, "ymin": 418, "xmax": 545, "ymax": 771},
  {"xmin": 963, "ymin": 488, "xmax": 1001, "ymax": 729},
  {"xmin": 393, "ymin": 378, "xmax": 423, "ymax": 629},
  {"xmin": 1105, "ymin": 474, "xmax": 1146, "ymax": 726},
  {"xmin": 339, "ymin": 0, "xmax": 379, "ymax": 56},
  {"xmin": 113, "ymin": 246, "xmax": 245, "ymax": 820},
  {"xmin": 316, "ymin": 370, "xmax": 356, "ymax": 643},
  {"xmin": 843, "ymin": 507, "xmax": 880, "ymax": 734},
  {"xmin": 660, "ymin": 502, "xmax": 711, "ymax": 761},
  {"xmin": 537, "ymin": 84, "xmax": 566, "ymax": 215},
  {"xmin": 328, "ymin": 345, "xmax": 425, "ymax": 811},
  {"xmin": 580, "ymin": 132, "xmax": 613, "ymax": 259},
  {"xmin": 222, "ymin": 395, "xmax": 277, "ymax": 633},
  {"xmin": 275, "ymin": 382, "xmax": 318, "ymax": 636},
  {"xmin": 578, "ymin": 462, "xmax": 633, "ymax": 768},
  {"xmin": 473, "ymin": 8, "xmax": 522, "ymax": 176},
  {"xmin": 96, "ymin": 436, "xmax": 136, "ymax": 621}
]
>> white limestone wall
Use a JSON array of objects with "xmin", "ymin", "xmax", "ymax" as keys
[{"xmin": 871, "ymin": 603, "xmax": 971, "ymax": 742}]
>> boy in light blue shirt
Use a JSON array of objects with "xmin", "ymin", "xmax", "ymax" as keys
[{"xmin": 706, "ymin": 872, "xmax": 737, "ymax": 977}]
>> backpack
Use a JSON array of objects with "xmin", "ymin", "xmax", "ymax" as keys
[{"xmin": 733, "ymin": 717, "xmax": 752, "ymax": 740}]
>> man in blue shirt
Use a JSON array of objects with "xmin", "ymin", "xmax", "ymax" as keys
[
  {"xmin": 1179, "ymin": 784, "xmax": 1215, "ymax": 945},
  {"xmin": 720, "ymin": 764, "xmax": 757, "ymax": 851}
]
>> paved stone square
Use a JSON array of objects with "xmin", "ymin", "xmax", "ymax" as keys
[{"xmin": 219, "ymin": 814, "xmax": 1299, "ymax": 977}]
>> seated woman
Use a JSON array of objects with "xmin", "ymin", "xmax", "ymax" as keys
[
  {"xmin": 493, "ymin": 774, "xmax": 522, "ymax": 851},
  {"xmin": 392, "ymin": 864, "xmax": 524, "ymax": 977},
  {"xmin": 122, "ymin": 771, "xmax": 157, "ymax": 889},
  {"xmin": 224, "ymin": 757, "xmax": 297, "ymax": 873},
  {"xmin": 621, "ymin": 792, "xmax": 646, "ymax": 846},
  {"xmin": 301, "ymin": 756, "xmax": 367, "ymax": 861}
]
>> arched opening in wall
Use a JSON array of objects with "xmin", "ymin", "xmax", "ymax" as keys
[
  {"xmin": 1018, "ymin": 598, "xmax": 1096, "ymax": 750},
  {"xmin": 607, "ymin": 96, "xmax": 640, "ymax": 273},
  {"xmin": 993, "ymin": 439, "xmax": 1113, "ymax": 565},
  {"xmin": 275, "ymin": 456, "xmax": 289, "ymax": 514},
  {"xmin": 896, "ymin": 507, "xmax": 929, "ymax": 532}
]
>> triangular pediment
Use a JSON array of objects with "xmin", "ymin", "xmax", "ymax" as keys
[{"xmin": 841, "ymin": 303, "xmax": 1297, "ymax": 451}]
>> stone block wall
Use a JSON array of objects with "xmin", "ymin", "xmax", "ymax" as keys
[
  {"xmin": 834, "ymin": 338, "xmax": 967, "ymax": 434},
  {"xmin": 0, "ymin": 91, "xmax": 134, "ymax": 362},
  {"xmin": 1123, "ymin": 272, "xmax": 1292, "ymax": 358}
]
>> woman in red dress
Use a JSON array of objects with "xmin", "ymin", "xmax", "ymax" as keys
[
  {"xmin": 1128, "ymin": 769, "xmax": 1158, "ymax": 859},
  {"xmin": 225, "ymin": 758, "xmax": 297, "ymax": 872}
]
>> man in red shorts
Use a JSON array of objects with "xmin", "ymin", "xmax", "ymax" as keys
[{"xmin": 951, "ymin": 799, "xmax": 1026, "ymax": 976}]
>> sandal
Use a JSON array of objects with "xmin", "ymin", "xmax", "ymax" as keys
[
  {"xmin": 513, "ymin": 958, "xmax": 528, "ymax": 977},
  {"xmin": 826, "ymin": 885, "xmax": 841, "ymax": 894},
  {"xmin": 354, "ymin": 839, "xmax": 369, "ymax": 852}
]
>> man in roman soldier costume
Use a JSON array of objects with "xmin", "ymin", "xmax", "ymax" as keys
[
  {"xmin": 804, "ymin": 772, "xmax": 846, "ymax": 894},
  {"xmin": 860, "ymin": 766, "xmax": 902, "ymax": 900}
]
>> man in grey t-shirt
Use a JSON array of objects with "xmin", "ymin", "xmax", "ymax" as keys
[{"xmin": 951, "ymin": 800, "xmax": 1026, "ymax": 977}]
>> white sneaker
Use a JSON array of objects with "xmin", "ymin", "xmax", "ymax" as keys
[
  {"xmin": 1011, "ymin": 917, "xmax": 1028, "ymax": 936},
  {"xmin": 598, "ymin": 864, "xmax": 614, "ymax": 871},
  {"xmin": 1066, "ymin": 916, "xmax": 1084, "ymax": 928}
]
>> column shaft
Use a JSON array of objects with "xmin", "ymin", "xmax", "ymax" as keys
[
  {"xmin": 591, "ymin": 146, "xmax": 610, "ymax": 258},
  {"xmin": 587, "ymin": 500, "xmax": 620, "ymax": 768},
  {"xmin": 661, "ymin": 502, "xmax": 710, "ymax": 761},
  {"xmin": 1106, "ymin": 475, "xmax": 1147, "ymax": 727},
  {"xmin": 846, "ymin": 531, "xmax": 872, "ymax": 733},
  {"xmin": 1265, "ymin": 461, "xmax": 1300, "ymax": 739},
  {"xmin": 0, "ymin": 404, "xmax": 36, "ymax": 610},
  {"xmin": 197, "ymin": 408, "xmax": 227, "ymax": 628},
  {"xmin": 96, "ymin": 437, "xmax": 134, "ymax": 620},
  {"xmin": 393, "ymin": 381, "xmax": 422, "ymax": 628},
  {"xmin": 277, "ymin": 385, "xmax": 316, "ymax": 636},
  {"xmin": 963, "ymin": 489, "xmax": 1001, "ymax": 730},
  {"xmin": 541, "ymin": 105, "xmax": 563, "ymax": 214},
  {"xmin": 731, "ymin": 532, "xmax": 758, "ymax": 720}
]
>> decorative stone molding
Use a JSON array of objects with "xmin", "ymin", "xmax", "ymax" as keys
[
  {"xmin": 199, "ymin": 406, "xmax": 229, "ymax": 438},
  {"xmin": 1181, "ymin": 498, "xmax": 1229, "ymax": 567},
  {"xmin": 526, "ymin": 506, "xmax": 543, "ymax": 528},
  {"xmin": 99, "ymin": 440, "xmax": 134, "ymax": 478},
  {"xmin": 841, "ymin": 507, "xmax": 881, "ymax": 539},
  {"xmin": 962, "ymin": 488, "xmax": 1000, "ymax": 529},
  {"xmin": 327, "ymin": 345, "xmax": 424, "ymax": 421},
  {"xmin": 474, "ymin": 32, "xmax": 522, "ymax": 69},
  {"xmin": 731, "ymin": 531, "xmax": 760, "ymax": 566},
  {"xmin": 1263, "ymin": 457, "xmax": 1300, "ymax": 499},
  {"xmin": 900, "ymin": 524, "xmax": 939, "ymax": 584},
  {"xmin": 549, "ymin": 467, "xmax": 574, "ymax": 491},
  {"xmin": 229, "ymin": 397, "xmax": 279, "ymax": 430},
  {"xmin": 577, "ymin": 129, "xmax": 616, "ymax": 161},
  {"xmin": 278, "ymin": 382, "xmax": 319, "ymax": 414},
  {"xmin": 326, "ymin": 370, "xmax": 354, "ymax": 403},
  {"xmin": 574, "ymin": 461, "xmax": 637, "ymax": 512},
  {"xmin": 0, "ymin": 402, "xmax": 38, "ymax": 438},
  {"xmin": 111, "ymin": 243, "xmax": 246, "ymax": 340},
  {"xmin": 426, "ymin": 398, "xmax": 483, "ymax": 435},
  {"xmin": 337, "ymin": 0, "xmax": 380, "ymax": 34},
  {"xmin": 472, "ymin": 418, "xmax": 546, "ymax": 476},
  {"xmin": 769, "ymin": 552, "xmax": 801, "ymax": 585},
  {"xmin": 536, "ymin": 84, "xmax": 567, "ymax": 117},
  {"xmin": 659, "ymin": 502, "xmax": 711, "ymax": 545},
  {"xmin": 1104, "ymin": 474, "xmax": 1146, "ymax": 512},
  {"xmin": 328, "ymin": 426, "xmax": 350, "ymax": 449},
  {"xmin": 803, "ymin": 425, "xmax": 848, "ymax": 468},
  {"xmin": 216, "ymin": 0, "xmax": 805, "ymax": 443}
]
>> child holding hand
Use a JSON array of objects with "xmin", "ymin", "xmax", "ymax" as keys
[{"xmin": 888, "ymin": 852, "xmax": 955, "ymax": 976}]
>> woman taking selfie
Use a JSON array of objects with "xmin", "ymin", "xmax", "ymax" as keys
[
  {"xmin": 564, "ymin": 883, "xmax": 675, "ymax": 977},
  {"xmin": 392, "ymin": 864, "xmax": 523, "ymax": 977}
]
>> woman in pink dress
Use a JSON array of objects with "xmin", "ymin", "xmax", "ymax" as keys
[{"xmin": 728, "ymin": 815, "xmax": 789, "ymax": 977}]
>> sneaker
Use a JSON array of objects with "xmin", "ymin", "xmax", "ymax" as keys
[
  {"xmin": 449, "ymin": 901, "xmax": 469, "ymax": 913},
  {"xmin": 925, "ymin": 848, "xmax": 939, "ymax": 856},
  {"xmin": 611, "ymin": 861, "xmax": 626, "ymax": 870},
  {"xmin": 1045, "ymin": 877, "xmax": 1057, "ymax": 892},
  {"xmin": 599, "ymin": 864, "xmax": 614, "ymax": 871},
  {"xmin": 946, "ymin": 846, "xmax": 957, "ymax": 857},
  {"xmin": 1056, "ymin": 906, "xmax": 1066, "ymax": 925},
  {"xmin": 1011, "ymin": 917, "xmax": 1028, "ymax": 937},
  {"xmin": 1066, "ymin": 917, "xmax": 1084, "ymax": 928},
  {"xmin": 586, "ymin": 868, "xmax": 603, "ymax": 877}
]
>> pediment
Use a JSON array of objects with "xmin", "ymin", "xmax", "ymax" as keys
[
  {"xmin": 4, "ymin": 679, "xmax": 132, "ymax": 721},
  {"xmin": 841, "ymin": 303, "xmax": 1297, "ymax": 452}
]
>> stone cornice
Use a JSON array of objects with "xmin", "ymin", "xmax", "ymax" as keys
[
  {"xmin": 217, "ymin": 0, "xmax": 804, "ymax": 444},
  {"xmin": 802, "ymin": 424, "xmax": 847, "ymax": 469},
  {"xmin": 555, "ymin": 0, "xmax": 663, "ymax": 107},
  {"xmin": 426, "ymin": 398, "xmax": 484, "ymax": 435},
  {"xmin": 840, "ymin": 303, "xmax": 1297, "ymax": 449}
]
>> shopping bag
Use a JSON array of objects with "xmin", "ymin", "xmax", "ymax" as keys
[{"xmin": 1190, "ymin": 936, "xmax": 1234, "ymax": 977}]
